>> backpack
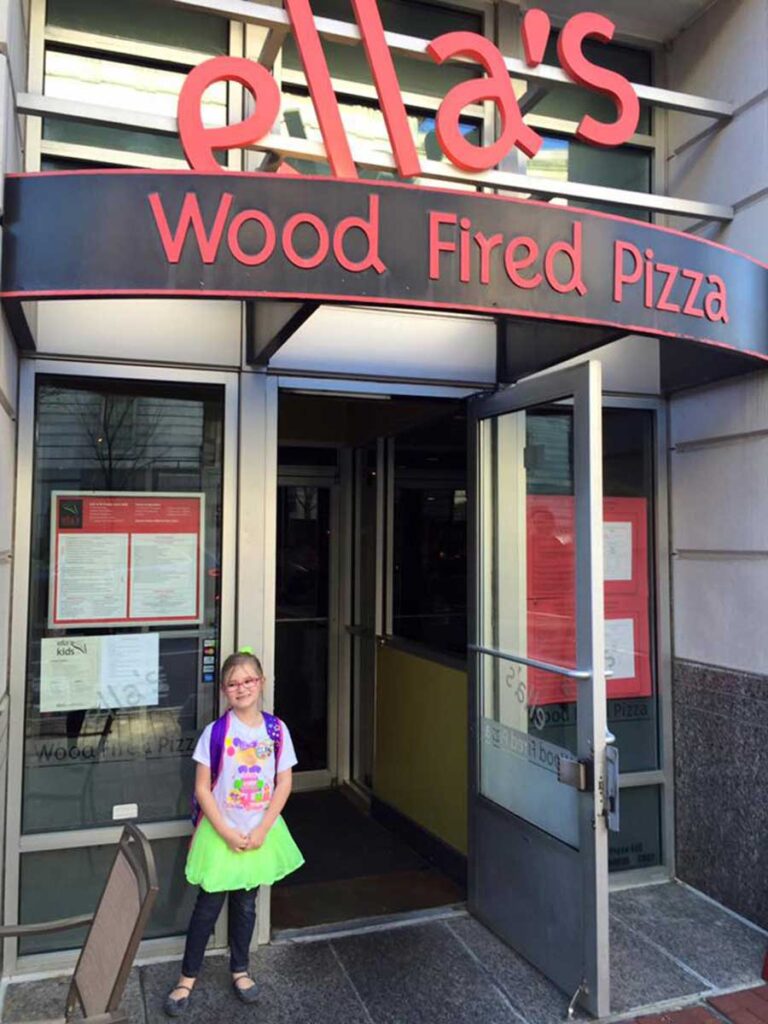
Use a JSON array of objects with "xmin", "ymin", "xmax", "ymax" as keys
[{"xmin": 191, "ymin": 710, "xmax": 284, "ymax": 827}]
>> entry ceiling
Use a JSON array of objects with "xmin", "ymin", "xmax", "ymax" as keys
[{"xmin": 515, "ymin": 0, "xmax": 716, "ymax": 43}]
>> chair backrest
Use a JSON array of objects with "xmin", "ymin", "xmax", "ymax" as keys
[{"xmin": 67, "ymin": 824, "xmax": 159, "ymax": 1020}]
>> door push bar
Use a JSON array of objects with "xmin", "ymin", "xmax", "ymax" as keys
[
  {"xmin": 468, "ymin": 644, "xmax": 620, "ymax": 831},
  {"xmin": 468, "ymin": 643, "xmax": 592, "ymax": 681}
]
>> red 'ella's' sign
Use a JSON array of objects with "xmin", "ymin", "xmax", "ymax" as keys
[{"xmin": 177, "ymin": 4, "xmax": 641, "ymax": 176}]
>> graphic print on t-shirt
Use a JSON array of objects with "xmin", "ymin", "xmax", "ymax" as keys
[
  {"xmin": 225, "ymin": 734, "xmax": 274, "ymax": 811},
  {"xmin": 193, "ymin": 712, "xmax": 298, "ymax": 831}
]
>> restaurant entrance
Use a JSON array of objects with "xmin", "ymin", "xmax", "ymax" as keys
[
  {"xmin": 3, "ymin": 350, "xmax": 673, "ymax": 1017},
  {"xmin": 271, "ymin": 387, "xmax": 470, "ymax": 934},
  {"xmin": 266, "ymin": 364, "xmax": 668, "ymax": 1015}
]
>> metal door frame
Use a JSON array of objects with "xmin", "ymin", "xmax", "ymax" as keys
[
  {"xmin": 605, "ymin": 395, "xmax": 675, "ymax": 887},
  {"xmin": 467, "ymin": 360, "xmax": 609, "ymax": 1016},
  {"xmin": 3, "ymin": 357, "xmax": 239, "ymax": 976}
]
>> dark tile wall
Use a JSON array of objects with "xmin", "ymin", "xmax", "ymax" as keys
[{"xmin": 674, "ymin": 659, "xmax": 768, "ymax": 930}]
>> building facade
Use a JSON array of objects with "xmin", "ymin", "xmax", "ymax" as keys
[{"xmin": 0, "ymin": 0, "xmax": 766, "ymax": 1014}]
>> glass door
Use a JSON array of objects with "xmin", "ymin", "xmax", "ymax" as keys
[
  {"xmin": 468, "ymin": 361, "xmax": 610, "ymax": 1016},
  {"xmin": 5, "ymin": 363, "xmax": 237, "ymax": 970},
  {"xmin": 274, "ymin": 477, "xmax": 336, "ymax": 786},
  {"xmin": 349, "ymin": 444, "xmax": 379, "ymax": 790}
]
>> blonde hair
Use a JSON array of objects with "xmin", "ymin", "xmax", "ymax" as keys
[{"xmin": 220, "ymin": 651, "xmax": 263, "ymax": 688}]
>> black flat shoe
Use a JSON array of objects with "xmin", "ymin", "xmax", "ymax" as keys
[
  {"xmin": 164, "ymin": 983, "xmax": 194, "ymax": 1016},
  {"xmin": 232, "ymin": 975, "xmax": 259, "ymax": 1004}
]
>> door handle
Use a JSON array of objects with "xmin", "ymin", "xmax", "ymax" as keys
[{"xmin": 605, "ymin": 746, "xmax": 620, "ymax": 832}]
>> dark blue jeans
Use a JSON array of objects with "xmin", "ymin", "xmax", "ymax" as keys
[{"xmin": 181, "ymin": 887, "xmax": 258, "ymax": 977}]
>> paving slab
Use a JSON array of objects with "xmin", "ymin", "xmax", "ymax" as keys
[
  {"xmin": 3, "ymin": 967, "xmax": 144, "ymax": 1024},
  {"xmin": 445, "ymin": 914, "xmax": 579, "ymax": 1024},
  {"xmin": 6, "ymin": 885, "xmax": 767, "ymax": 1024},
  {"xmin": 610, "ymin": 916, "xmax": 707, "ymax": 1013},
  {"xmin": 331, "ymin": 921, "xmax": 520, "ymax": 1024},
  {"xmin": 140, "ymin": 941, "xmax": 371, "ymax": 1024},
  {"xmin": 611, "ymin": 883, "xmax": 765, "ymax": 989},
  {"xmin": 447, "ymin": 907, "xmax": 707, "ymax": 1019}
]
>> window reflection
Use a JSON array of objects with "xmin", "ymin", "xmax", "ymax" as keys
[
  {"xmin": 282, "ymin": 91, "xmax": 480, "ymax": 186},
  {"xmin": 524, "ymin": 135, "xmax": 652, "ymax": 221},
  {"xmin": 46, "ymin": 0, "xmax": 229, "ymax": 55},
  {"xmin": 45, "ymin": 50, "xmax": 226, "ymax": 124},
  {"xmin": 22, "ymin": 379, "xmax": 225, "ymax": 834},
  {"xmin": 282, "ymin": 0, "xmax": 484, "ymax": 100},
  {"xmin": 525, "ymin": 32, "xmax": 653, "ymax": 135}
]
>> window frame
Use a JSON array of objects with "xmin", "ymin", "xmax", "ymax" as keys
[
  {"xmin": 29, "ymin": 0, "xmax": 242, "ymax": 171},
  {"xmin": 29, "ymin": 0, "xmax": 659, "ymax": 207}
]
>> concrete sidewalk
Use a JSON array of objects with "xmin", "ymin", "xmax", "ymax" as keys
[{"xmin": 2, "ymin": 883, "xmax": 766, "ymax": 1023}]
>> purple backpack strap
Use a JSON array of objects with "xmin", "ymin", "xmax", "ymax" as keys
[
  {"xmin": 209, "ymin": 710, "xmax": 230, "ymax": 787},
  {"xmin": 191, "ymin": 710, "xmax": 229, "ymax": 828},
  {"xmin": 263, "ymin": 712, "xmax": 283, "ymax": 772}
]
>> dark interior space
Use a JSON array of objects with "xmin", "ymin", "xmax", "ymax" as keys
[
  {"xmin": 273, "ymin": 789, "xmax": 465, "ymax": 933},
  {"xmin": 272, "ymin": 392, "xmax": 468, "ymax": 933}
]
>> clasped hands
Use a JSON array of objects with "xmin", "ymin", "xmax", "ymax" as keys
[{"xmin": 225, "ymin": 825, "xmax": 267, "ymax": 852}]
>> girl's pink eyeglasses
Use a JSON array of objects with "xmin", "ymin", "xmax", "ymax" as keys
[{"xmin": 224, "ymin": 677, "xmax": 262, "ymax": 691}]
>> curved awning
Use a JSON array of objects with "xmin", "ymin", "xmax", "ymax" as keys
[{"xmin": 2, "ymin": 170, "xmax": 766, "ymax": 391}]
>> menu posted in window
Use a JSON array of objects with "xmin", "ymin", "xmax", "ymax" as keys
[
  {"xmin": 40, "ymin": 632, "xmax": 160, "ymax": 712},
  {"xmin": 50, "ymin": 492, "xmax": 205, "ymax": 628},
  {"xmin": 526, "ymin": 495, "xmax": 651, "ymax": 705}
]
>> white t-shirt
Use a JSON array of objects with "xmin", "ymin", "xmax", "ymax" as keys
[{"xmin": 193, "ymin": 712, "xmax": 298, "ymax": 832}]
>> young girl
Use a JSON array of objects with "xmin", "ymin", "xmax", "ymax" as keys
[{"xmin": 164, "ymin": 650, "xmax": 304, "ymax": 1015}]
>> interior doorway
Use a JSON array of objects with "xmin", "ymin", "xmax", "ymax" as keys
[{"xmin": 271, "ymin": 389, "xmax": 470, "ymax": 934}]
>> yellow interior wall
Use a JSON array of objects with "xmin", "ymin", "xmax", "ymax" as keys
[{"xmin": 374, "ymin": 645, "xmax": 468, "ymax": 854}]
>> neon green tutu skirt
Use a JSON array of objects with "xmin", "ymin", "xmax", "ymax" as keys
[{"xmin": 186, "ymin": 816, "xmax": 304, "ymax": 892}]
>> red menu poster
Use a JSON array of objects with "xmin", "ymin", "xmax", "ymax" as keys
[
  {"xmin": 50, "ymin": 492, "xmax": 205, "ymax": 628},
  {"xmin": 526, "ymin": 495, "xmax": 651, "ymax": 705}
]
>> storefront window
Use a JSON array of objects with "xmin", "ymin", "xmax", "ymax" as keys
[
  {"xmin": 19, "ymin": 837, "xmax": 196, "ymax": 954},
  {"xmin": 528, "ymin": 409, "xmax": 659, "ymax": 779},
  {"xmin": 21, "ymin": 377, "xmax": 225, "ymax": 835},
  {"xmin": 42, "ymin": 0, "xmax": 229, "ymax": 166},
  {"xmin": 282, "ymin": 0, "xmax": 484, "ymax": 99},
  {"xmin": 524, "ymin": 136, "xmax": 652, "ymax": 222},
  {"xmin": 524, "ymin": 407, "xmax": 662, "ymax": 871},
  {"xmin": 527, "ymin": 34, "xmax": 653, "ymax": 135},
  {"xmin": 608, "ymin": 787, "xmax": 662, "ymax": 872},
  {"xmin": 46, "ymin": 0, "xmax": 229, "ymax": 54},
  {"xmin": 282, "ymin": 90, "xmax": 481, "ymax": 184}
]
